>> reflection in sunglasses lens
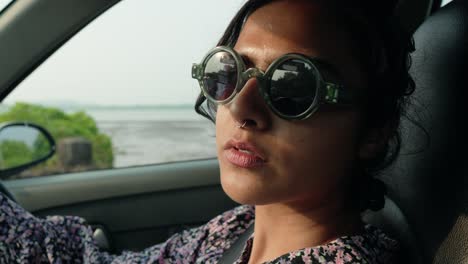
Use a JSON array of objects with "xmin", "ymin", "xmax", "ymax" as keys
[
  {"xmin": 203, "ymin": 51, "xmax": 238, "ymax": 101},
  {"xmin": 270, "ymin": 59, "xmax": 317, "ymax": 116}
]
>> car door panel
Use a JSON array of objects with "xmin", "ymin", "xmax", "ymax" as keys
[{"xmin": 4, "ymin": 159, "xmax": 238, "ymax": 252}]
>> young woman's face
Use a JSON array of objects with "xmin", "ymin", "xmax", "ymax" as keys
[{"xmin": 216, "ymin": 0, "xmax": 368, "ymax": 207}]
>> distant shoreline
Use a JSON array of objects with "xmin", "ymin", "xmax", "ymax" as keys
[{"xmin": 0, "ymin": 102, "xmax": 196, "ymax": 111}]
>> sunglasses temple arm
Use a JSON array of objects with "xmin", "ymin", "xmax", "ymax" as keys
[
  {"xmin": 323, "ymin": 82, "xmax": 358, "ymax": 105},
  {"xmin": 192, "ymin": 63, "xmax": 203, "ymax": 80}
]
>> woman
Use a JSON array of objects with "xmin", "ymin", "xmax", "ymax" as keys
[{"xmin": 0, "ymin": 0, "xmax": 414, "ymax": 263}]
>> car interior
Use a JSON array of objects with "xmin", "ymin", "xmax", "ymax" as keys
[
  {"xmin": 0, "ymin": 0, "xmax": 466, "ymax": 263},
  {"xmin": 365, "ymin": 0, "xmax": 468, "ymax": 263}
]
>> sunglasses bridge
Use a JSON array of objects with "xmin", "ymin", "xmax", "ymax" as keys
[
  {"xmin": 238, "ymin": 68, "xmax": 265, "ymax": 89},
  {"xmin": 242, "ymin": 68, "xmax": 264, "ymax": 79}
]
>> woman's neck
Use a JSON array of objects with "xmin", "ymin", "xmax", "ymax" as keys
[{"xmin": 247, "ymin": 199, "xmax": 363, "ymax": 264}]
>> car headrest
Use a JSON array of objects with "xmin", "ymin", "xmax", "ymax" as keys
[{"xmin": 381, "ymin": 0, "xmax": 468, "ymax": 262}]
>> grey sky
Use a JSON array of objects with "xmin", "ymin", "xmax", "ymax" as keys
[
  {"xmin": 0, "ymin": 0, "xmax": 11, "ymax": 12},
  {"xmin": 4, "ymin": 0, "xmax": 246, "ymax": 106},
  {"xmin": 2, "ymin": 0, "xmax": 453, "ymax": 107},
  {"xmin": 442, "ymin": 0, "xmax": 453, "ymax": 5}
]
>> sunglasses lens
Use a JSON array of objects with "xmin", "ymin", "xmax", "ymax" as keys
[
  {"xmin": 269, "ymin": 59, "xmax": 318, "ymax": 116},
  {"xmin": 203, "ymin": 51, "xmax": 238, "ymax": 101}
]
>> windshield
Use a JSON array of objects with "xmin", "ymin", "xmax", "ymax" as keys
[{"xmin": 0, "ymin": 0, "xmax": 13, "ymax": 14}]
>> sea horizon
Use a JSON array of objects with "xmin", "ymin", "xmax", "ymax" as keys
[{"xmin": 0, "ymin": 102, "xmax": 217, "ymax": 167}]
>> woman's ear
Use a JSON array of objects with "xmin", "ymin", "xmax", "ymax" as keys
[{"xmin": 358, "ymin": 122, "xmax": 394, "ymax": 160}]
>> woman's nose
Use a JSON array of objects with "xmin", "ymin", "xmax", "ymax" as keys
[{"xmin": 226, "ymin": 78, "xmax": 271, "ymax": 130}]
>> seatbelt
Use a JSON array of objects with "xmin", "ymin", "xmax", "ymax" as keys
[{"xmin": 217, "ymin": 224, "xmax": 255, "ymax": 264}]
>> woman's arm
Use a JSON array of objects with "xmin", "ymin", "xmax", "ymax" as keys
[
  {"xmin": 0, "ymin": 193, "xmax": 218, "ymax": 263},
  {"xmin": 0, "ymin": 193, "xmax": 111, "ymax": 263}
]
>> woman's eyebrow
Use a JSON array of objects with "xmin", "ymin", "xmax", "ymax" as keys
[{"xmin": 237, "ymin": 48, "xmax": 276, "ymax": 69}]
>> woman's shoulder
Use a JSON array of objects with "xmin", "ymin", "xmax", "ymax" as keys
[
  {"xmin": 270, "ymin": 224, "xmax": 399, "ymax": 264},
  {"xmin": 203, "ymin": 204, "xmax": 255, "ymax": 238},
  {"xmin": 0, "ymin": 193, "xmax": 102, "ymax": 263},
  {"xmin": 191, "ymin": 205, "xmax": 255, "ymax": 262},
  {"xmin": 203, "ymin": 204, "xmax": 254, "ymax": 228},
  {"xmin": 332, "ymin": 224, "xmax": 399, "ymax": 263}
]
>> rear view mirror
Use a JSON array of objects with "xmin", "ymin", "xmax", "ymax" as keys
[{"xmin": 0, "ymin": 123, "xmax": 55, "ymax": 179}]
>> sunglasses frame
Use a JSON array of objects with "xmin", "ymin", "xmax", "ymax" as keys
[{"xmin": 192, "ymin": 46, "xmax": 356, "ymax": 120}]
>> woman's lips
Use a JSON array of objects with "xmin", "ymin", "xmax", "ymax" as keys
[{"xmin": 223, "ymin": 140, "xmax": 266, "ymax": 168}]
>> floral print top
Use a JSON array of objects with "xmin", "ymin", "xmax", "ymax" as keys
[{"xmin": 0, "ymin": 193, "xmax": 399, "ymax": 263}]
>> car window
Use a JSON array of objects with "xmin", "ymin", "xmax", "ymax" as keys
[
  {"xmin": 441, "ymin": 0, "xmax": 452, "ymax": 6},
  {"xmin": 1, "ymin": 0, "xmax": 246, "ymax": 179},
  {"xmin": 0, "ymin": 0, "xmax": 12, "ymax": 12},
  {"xmin": 0, "ymin": 0, "xmax": 13, "ymax": 13}
]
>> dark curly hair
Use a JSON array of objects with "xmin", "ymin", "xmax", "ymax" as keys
[{"xmin": 194, "ymin": 0, "xmax": 416, "ymax": 211}]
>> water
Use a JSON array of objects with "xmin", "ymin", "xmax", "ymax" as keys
[{"xmin": 86, "ymin": 107, "xmax": 217, "ymax": 168}]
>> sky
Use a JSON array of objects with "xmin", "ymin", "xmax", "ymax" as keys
[
  {"xmin": 2, "ymin": 0, "xmax": 246, "ymax": 106},
  {"xmin": 442, "ymin": 0, "xmax": 453, "ymax": 5},
  {"xmin": 0, "ymin": 0, "xmax": 11, "ymax": 11},
  {"xmin": 0, "ymin": 0, "xmax": 454, "ymax": 107}
]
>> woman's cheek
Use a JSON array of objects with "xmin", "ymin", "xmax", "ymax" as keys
[{"xmin": 215, "ymin": 107, "xmax": 230, "ymax": 148}]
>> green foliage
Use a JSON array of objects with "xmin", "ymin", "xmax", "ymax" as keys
[
  {"xmin": 0, "ymin": 140, "xmax": 33, "ymax": 169},
  {"xmin": 32, "ymin": 134, "xmax": 50, "ymax": 160},
  {"xmin": 0, "ymin": 102, "xmax": 114, "ymax": 173}
]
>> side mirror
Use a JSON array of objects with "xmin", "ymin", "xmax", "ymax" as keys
[{"xmin": 0, "ymin": 122, "xmax": 56, "ymax": 179}]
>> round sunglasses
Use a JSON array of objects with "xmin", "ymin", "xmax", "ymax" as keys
[{"xmin": 192, "ymin": 46, "xmax": 359, "ymax": 120}]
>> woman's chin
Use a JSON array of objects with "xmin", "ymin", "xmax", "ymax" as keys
[{"xmin": 220, "ymin": 171, "xmax": 272, "ymax": 205}]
